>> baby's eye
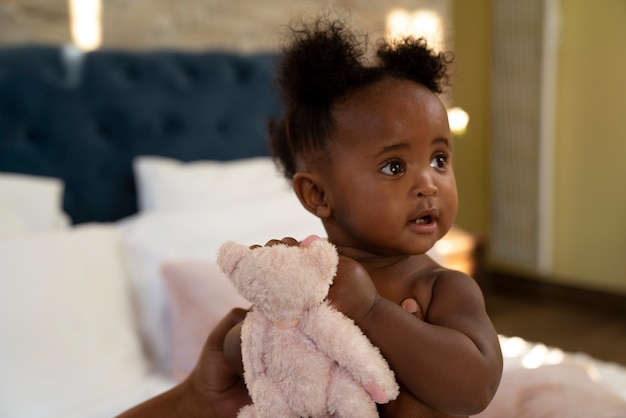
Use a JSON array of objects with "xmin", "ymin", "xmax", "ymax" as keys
[
  {"xmin": 430, "ymin": 153, "xmax": 449, "ymax": 170},
  {"xmin": 381, "ymin": 161, "xmax": 405, "ymax": 176}
]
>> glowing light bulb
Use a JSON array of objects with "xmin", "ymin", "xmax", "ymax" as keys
[
  {"xmin": 448, "ymin": 107, "xmax": 470, "ymax": 136},
  {"xmin": 69, "ymin": 0, "xmax": 102, "ymax": 51}
]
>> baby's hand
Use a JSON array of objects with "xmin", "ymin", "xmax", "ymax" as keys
[
  {"xmin": 400, "ymin": 297, "xmax": 425, "ymax": 320},
  {"xmin": 250, "ymin": 237, "xmax": 299, "ymax": 249},
  {"xmin": 327, "ymin": 255, "xmax": 378, "ymax": 324}
]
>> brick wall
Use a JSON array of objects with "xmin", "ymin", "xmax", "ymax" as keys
[{"xmin": 0, "ymin": 0, "xmax": 425, "ymax": 52}]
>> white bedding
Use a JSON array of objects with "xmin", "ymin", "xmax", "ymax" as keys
[
  {"xmin": 1, "ymin": 157, "xmax": 625, "ymax": 417},
  {"xmin": 0, "ymin": 173, "xmax": 70, "ymax": 240},
  {"xmin": 474, "ymin": 336, "xmax": 626, "ymax": 417},
  {"xmin": 0, "ymin": 224, "xmax": 166, "ymax": 418}
]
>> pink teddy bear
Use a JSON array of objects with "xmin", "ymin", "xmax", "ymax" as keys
[{"xmin": 216, "ymin": 235, "xmax": 399, "ymax": 418}]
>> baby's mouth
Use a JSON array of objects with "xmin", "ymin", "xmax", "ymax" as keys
[
  {"xmin": 411, "ymin": 208, "xmax": 439, "ymax": 225},
  {"xmin": 415, "ymin": 215, "xmax": 434, "ymax": 225}
]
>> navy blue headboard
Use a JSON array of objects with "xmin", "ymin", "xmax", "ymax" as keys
[{"xmin": 0, "ymin": 45, "xmax": 282, "ymax": 223}]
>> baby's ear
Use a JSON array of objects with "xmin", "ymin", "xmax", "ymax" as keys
[
  {"xmin": 216, "ymin": 241, "xmax": 249, "ymax": 277},
  {"xmin": 292, "ymin": 172, "xmax": 331, "ymax": 219}
]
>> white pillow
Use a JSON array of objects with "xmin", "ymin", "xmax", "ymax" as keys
[
  {"xmin": 133, "ymin": 156, "xmax": 292, "ymax": 212},
  {"xmin": 0, "ymin": 224, "xmax": 150, "ymax": 418},
  {"xmin": 117, "ymin": 197, "xmax": 327, "ymax": 376},
  {"xmin": 0, "ymin": 173, "xmax": 70, "ymax": 239}
]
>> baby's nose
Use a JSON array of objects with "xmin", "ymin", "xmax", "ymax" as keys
[{"xmin": 413, "ymin": 171, "xmax": 437, "ymax": 197}]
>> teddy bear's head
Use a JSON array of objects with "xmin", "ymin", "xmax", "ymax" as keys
[{"xmin": 216, "ymin": 236, "xmax": 338, "ymax": 322}]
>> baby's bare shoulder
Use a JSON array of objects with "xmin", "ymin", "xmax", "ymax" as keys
[
  {"xmin": 407, "ymin": 265, "xmax": 485, "ymax": 322},
  {"xmin": 423, "ymin": 267, "xmax": 489, "ymax": 325}
]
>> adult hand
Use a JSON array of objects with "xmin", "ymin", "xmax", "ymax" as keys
[
  {"xmin": 189, "ymin": 307, "xmax": 252, "ymax": 417},
  {"xmin": 117, "ymin": 308, "xmax": 251, "ymax": 418}
]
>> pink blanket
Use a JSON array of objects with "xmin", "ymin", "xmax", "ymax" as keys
[{"xmin": 474, "ymin": 363, "xmax": 626, "ymax": 418}]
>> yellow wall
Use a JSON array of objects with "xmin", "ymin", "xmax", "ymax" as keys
[
  {"xmin": 452, "ymin": 0, "xmax": 626, "ymax": 294},
  {"xmin": 450, "ymin": 0, "xmax": 492, "ymax": 236},
  {"xmin": 553, "ymin": 0, "xmax": 626, "ymax": 293}
]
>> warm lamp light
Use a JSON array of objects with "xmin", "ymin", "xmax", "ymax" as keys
[
  {"xmin": 68, "ymin": 0, "xmax": 102, "ymax": 51},
  {"xmin": 447, "ymin": 106, "xmax": 470, "ymax": 136},
  {"xmin": 431, "ymin": 226, "xmax": 477, "ymax": 276},
  {"xmin": 386, "ymin": 8, "xmax": 445, "ymax": 51}
]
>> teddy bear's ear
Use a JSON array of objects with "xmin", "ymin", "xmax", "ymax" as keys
[
  {"xmin": 216, "ymin": 241, "xmax": 249, "ymax": 277},
  {"xmin": 307, "ymin": 239, "xmax": 339, "ymax": 281}
]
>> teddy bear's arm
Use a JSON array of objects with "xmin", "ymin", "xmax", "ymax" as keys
[
  {"xmin": 300, "ymin": 303, "xmax": 399, "ymax": 402},
  {"xmin": 241, "ymin": 309, "xmax": 271, "ymax": 383}
]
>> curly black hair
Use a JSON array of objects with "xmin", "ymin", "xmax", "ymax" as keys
[{"xmin": 270, "ymin": 17, "xmax": 454, "ymax": 180}]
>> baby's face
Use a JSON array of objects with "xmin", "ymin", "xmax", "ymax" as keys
[{"xmin": 319, "ymin": 77, "xmax": 458, "ymax": 257}]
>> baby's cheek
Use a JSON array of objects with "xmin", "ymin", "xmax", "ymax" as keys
[{"xmin": 400, "ymin": 298, "xmax": 424, "ymax": 320}]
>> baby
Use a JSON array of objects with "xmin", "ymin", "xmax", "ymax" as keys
[{"xmin": 255, "ymin": 17, "xmax": 503, "ymax": 417}]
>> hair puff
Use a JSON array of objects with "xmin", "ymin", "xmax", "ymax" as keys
[
  {"xmin": 270, "ymin": 16, "xmax": 453, "ymax": 180},
  {"xmin": 376, "ymin": 37, "xmax": 453, "ymax": 94},
  {"xmin": 278, "ymin": 18, "xmax": 367, "ymax": 107}
]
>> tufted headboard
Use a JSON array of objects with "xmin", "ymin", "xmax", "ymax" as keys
[{"xmin": 0, "ymin": 45, "xmax": 282, "ymax": 224}]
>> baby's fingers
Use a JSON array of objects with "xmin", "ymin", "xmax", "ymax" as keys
[
  {"xmin": 400, "ymin": 297, "xmax": 425, "ymax": 320},
  {"xmin": 249, "ymin": 237, "xmax": 299, "ymax": 249}
]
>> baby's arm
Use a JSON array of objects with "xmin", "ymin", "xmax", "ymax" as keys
[{"xmin": 329, "ymin": 258, "xmax": 502, "ymax": 417}]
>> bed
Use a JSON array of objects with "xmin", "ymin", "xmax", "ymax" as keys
[{"xmin": 1, "ymin": 44, "xmax": 625, "ymax": 418}]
